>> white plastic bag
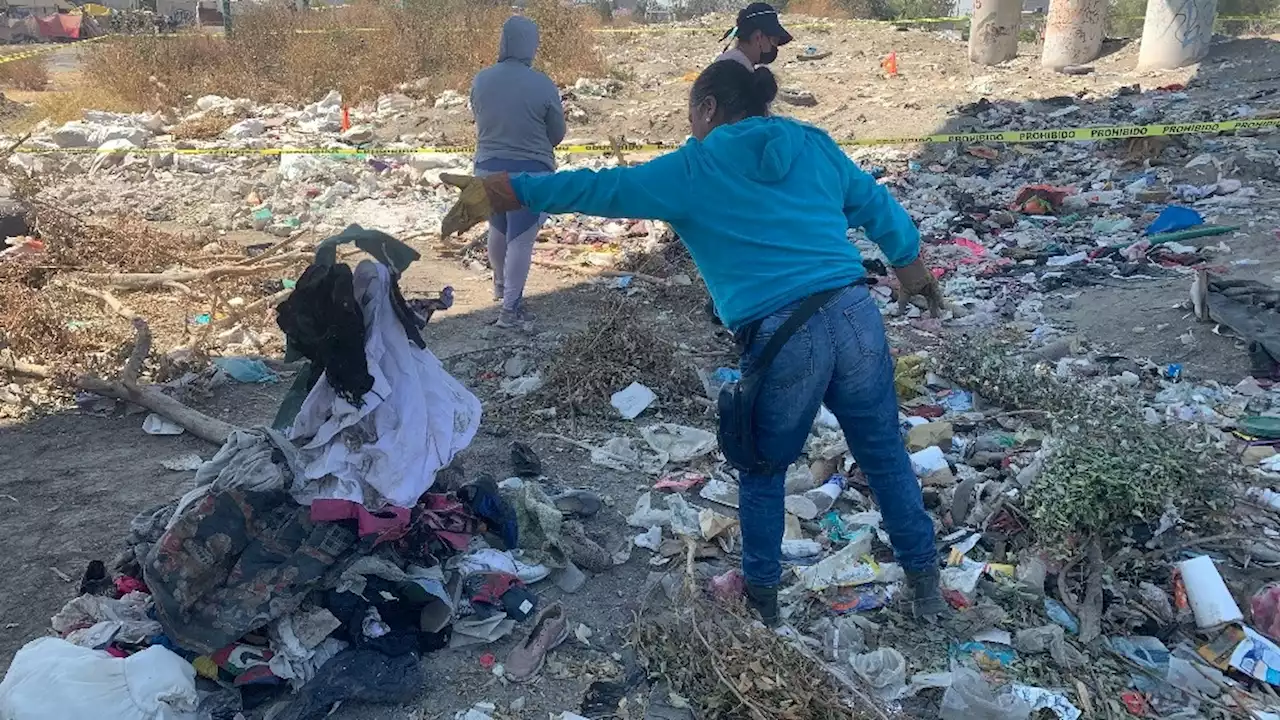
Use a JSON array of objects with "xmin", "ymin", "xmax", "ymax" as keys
[
  {"xmin": 851, "ymin": 648, "xmax": 907, "ymax": 700},
  {"xmin": 0, "ymin": 637, "xmax": 199, "ymax": 719},
  {"xmin": 939, "ymin": 667, "xmax": 1031, "ymax": 720}
]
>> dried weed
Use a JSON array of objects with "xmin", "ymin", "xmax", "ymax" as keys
[
  {"xmin": 938, "ymin": 336, "xmax": 1235, "ymax": 554},
  {"xmin": 85, "ymin": 0, "xmax": 604, "ymax": 109},
  {"xmin": 535, "ymin": 298, "xmax": 703, "ymax": 416},
  {"xmin": 635, "ymin": 574, "xmax": 877, "ymax": 720},
  {"xmin": 0, "ymin": 57, "xmax": 49, "ymax": 92}
]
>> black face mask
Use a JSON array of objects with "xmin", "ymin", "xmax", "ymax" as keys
[{"xmin": 759, "ymin": 46, "xmax": 778, "ymax": 64}]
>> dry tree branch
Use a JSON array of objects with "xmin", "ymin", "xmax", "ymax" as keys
[
  {"xmin": 62, "ymin": 283, "xmax": 238, "ymax": 445},
  {"xmin": 212, "ymin": 288, "xmax": 292, "ymax": 330},
  {"xmin": 73, "ymin": 262, "xmax": 292, "ymax": 290},
  {"xmin": 0, "ymin": 351, "xmax": 53, "ymax": 379}
]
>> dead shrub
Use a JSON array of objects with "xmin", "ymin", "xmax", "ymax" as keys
[
  {"xmin": 635, "ymin": 574, "xmax": 880, "ymax": 720},
  {"xmin": 0, "ymin": 57, "xmax": 50, "ymax": 91},
  {"xmin": 169, "ymin": 111, "xmax": 244, "ymax": 140},
  {"xmin": 784, "ymin": 0, "xmax": 853, "ymax": 17},
  {"xmin": 534, "ymin": 298, "xmax": 703, "ymax": 417},
  {"xmin": 84, "ymin": 0, "xmax": 604, "ymax": 109}
]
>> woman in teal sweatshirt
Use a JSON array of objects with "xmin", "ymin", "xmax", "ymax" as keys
[{"xmin": 442, "ymin": 60, "xmax": 948, "ymax": 625}]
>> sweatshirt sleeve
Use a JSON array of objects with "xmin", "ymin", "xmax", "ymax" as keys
[
  {"xmin": 510, "ymin": 150, "xmax": 692, "ymax": 221},
  {"xmin": 545, "ymin": 90, "xmax": 567, "ymax": 148},
  {"xmin": 839, "ymin": 154, "xmax": 920, "ymax": 267}
]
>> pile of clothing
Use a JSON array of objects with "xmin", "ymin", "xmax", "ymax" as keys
[{"xmin": 0, "ymin": 226, "xmax": 548, "ymax": 720}]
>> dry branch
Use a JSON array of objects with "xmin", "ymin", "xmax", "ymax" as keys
[
  {"xmin": 212, "ymin": 288, "xmax": 292, "ymax": 330},
  {"xmin": 63, "ymin": 284, "xmax": 238, "ymax": 445},
  {"xmin": 74, "ymin": 262, "xmax": 292, "ymax": 290},
  {"xmin": 0, "ymin": 352, "xmax": 53, "ymax": 379}
]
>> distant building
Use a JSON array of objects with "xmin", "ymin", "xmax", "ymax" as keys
[{"xmin": 950, "ymin": 0, "xmax": 1049, "ymax": 14}]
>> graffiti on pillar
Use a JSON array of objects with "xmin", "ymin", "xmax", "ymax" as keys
[{"xmin": 1165, "ymin": 0, "xmax": 1213, "ymax": 50}]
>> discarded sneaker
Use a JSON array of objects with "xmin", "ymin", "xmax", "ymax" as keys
[
  {"xmin": 906, "ymin": 567, "xmax": 951, "ymax": 621},
  {"xmin": 505, "ymin": 603, "xmax": 569, "ymax": 682},
  {"xmin": 552, "ymin": 489, "xmax": 603, "ymax": 518},
  {"xmin": 745, "ymin": 582, "xmax": 780, "ymax": 627}
]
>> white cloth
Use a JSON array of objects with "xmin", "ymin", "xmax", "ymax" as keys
[
  {"xmin": 0, "ymin": 638, "xmax": 198, "ymax": 720},
  {"xmin": 289, "ymin": 260, "xmax": 482, "ymax": 508}
]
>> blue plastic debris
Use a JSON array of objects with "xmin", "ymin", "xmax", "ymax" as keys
[
  {"xmin": 1044, "ymin": 597, "xmax": 1080, "ymax": 635},
  {"xmin": 713, "ymin": 367, "xmax": 742, "ymax": 384},
  {"xmin": 213, "ymin": 357, "xmax": 279, "ymax": 384},
  {"xmin": 1145, "ymin": 206, "xmax": 1203, "ymax": 236}
]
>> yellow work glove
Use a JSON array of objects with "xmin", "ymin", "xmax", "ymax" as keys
[
  {"xmin": 440, "ymin": 173, "xmax": 520, "ymax": 238},
  {"xmin": 893, "ymin": 257, "xmax": 945, "ymax": 318}
]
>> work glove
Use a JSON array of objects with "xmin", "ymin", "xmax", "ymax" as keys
[
  {"xmin": 893, "ymin": 256, "xmax": 945, "ymax": 318},
  {"xmin": 439, "ymin": 173, "xmax": 520, "ymax": 238}
]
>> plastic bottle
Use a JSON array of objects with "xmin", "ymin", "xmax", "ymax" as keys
[{"xmin": 803, "ymin": 475, "xmax": 847, "ymax": 517}]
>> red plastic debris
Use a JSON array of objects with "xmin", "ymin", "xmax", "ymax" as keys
[
  {"xmin": 1011, "ymin": 185, "xmax": 1072, "ymax": 215},
  {"xmin": 479, "ymin": 652, "xmax": 497, "ymax": 669},
  {"xmin": 1120, "ymin": 690, "xmax": 1149, "ymax": 716},
  {"xmin": 881, "ymin": 51, "xmax": 898, "ymax": 76}
]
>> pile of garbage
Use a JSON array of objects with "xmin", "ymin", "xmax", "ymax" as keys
[
  {"xmin": 0, "ymin": 227, "xmax": 631, "ymax": 719},
  {"xmin": 605, "ymin": 318, "xmax": 1280, "ymax": 718},
  {"xmin": 13, "ymin": 88, "xmax": 647, "ymax": 244}
]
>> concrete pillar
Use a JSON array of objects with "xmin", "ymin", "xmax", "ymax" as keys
[
  {"xmin": 1040, "ymin": 0, "xmax": 1107, "ymax": 69},
  {"xmin": 1137, "ymin": 0, "xmax": 1217, "ymax": 70},
  {"xmin": 969, "ymin": 0, "xmax": 1021, "ymax": 65}
]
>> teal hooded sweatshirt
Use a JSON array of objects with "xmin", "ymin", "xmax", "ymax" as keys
[{"xmin": 509, "ymin": 116, "xmax": 920, "ymax": 330}]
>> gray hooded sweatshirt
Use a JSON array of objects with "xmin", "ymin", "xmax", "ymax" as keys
[{"xmin": 471, "ymin": 16, "xmax": 567, "ymax": 171}]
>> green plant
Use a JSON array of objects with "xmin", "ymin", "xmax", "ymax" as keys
[{"xmin": 938, "ymin": 336, "xmax": 1234, "ymax": 554}]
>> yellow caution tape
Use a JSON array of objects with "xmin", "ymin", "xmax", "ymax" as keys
[
  {"xmin": 0, "ymin": 35, "xmax": 109, "ymax": 65},
  {"xmin": 12, "ymin": 117, "xmax": 1280, "ymax": 157},
  {"xmin": 836, "ymin": 118, "xmax": 1280, "ymax": 146}
]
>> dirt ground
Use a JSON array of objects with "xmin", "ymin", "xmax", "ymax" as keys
[{"xmin": 6, "ymin": 22, "xmax": 1280, "ymax": 718}]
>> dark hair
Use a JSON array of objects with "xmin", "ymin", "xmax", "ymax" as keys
[{"xmin": 692, "ymin": 60, "xmax": 778, "ymax": 122}]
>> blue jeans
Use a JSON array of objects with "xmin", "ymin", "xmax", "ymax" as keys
[{"xmin": 737, "ymin": 284, "xmax": 937, "ymax": 586}]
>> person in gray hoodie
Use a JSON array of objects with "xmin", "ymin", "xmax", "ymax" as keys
[{"xmin": 470, "ymin": 16, "xmax": 566, "ymax": 328}]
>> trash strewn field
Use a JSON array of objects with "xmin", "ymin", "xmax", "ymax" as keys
[{"xmin": 7, "ymin": 8, "xmax": 1280, "ymax": 720}]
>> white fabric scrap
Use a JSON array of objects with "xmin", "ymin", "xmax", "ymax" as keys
[
  {"xmin": 289, "ymin": 261, "xmax": 482, "ymax": 508},
  {"xmin": 51, "ymin": 591, "xmax": 162, "ymax": 646}
]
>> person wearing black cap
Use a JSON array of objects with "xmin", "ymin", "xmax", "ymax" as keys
[{"xmin": 716, "ymin": 2, "xmax": 793, "ymax": 70}]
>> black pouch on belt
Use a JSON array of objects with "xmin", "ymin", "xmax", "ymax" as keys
[{"xmin": 718, "ymin": 286, "xmax": 845, "ymax": 474}]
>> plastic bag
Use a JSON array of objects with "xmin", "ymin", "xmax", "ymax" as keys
[
  {"xmin": 939, "ymin": 667, "xmax": 1032, "ymax": 720},
  {"xmin": 1253, "ymin": 583, "xmax": 1280, "ymax": 643},
  {"xmin": 851, "ymin": 648, "xmax": 907, "ymax": 700},
  {"xmin": 213, "ymin": 357, "xmax": 279, "ymax": 384},
  {"xmin": 0, "ymin": 637, "xmax": 199, "ymax": 719},
  {"xmin": 1014, "ymin": 625, "xmax": 1084, "ymax": 668}
]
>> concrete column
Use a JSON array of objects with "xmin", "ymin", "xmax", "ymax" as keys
[
  {"xmin": 969, "ymin": 0, "xmax": 1021, "ymax": 65},
  {"xmin": 1137, "ymin": 0, "xmax": 1217, "ymax": 69},
  {"xmin": 1040, "ymin": 0, "xmax": 1107, "ymax": 69}
]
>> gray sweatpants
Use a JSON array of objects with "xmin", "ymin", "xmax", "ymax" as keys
[{"xmin": 475, "ymin": 167, "xmax": 548, "ymax": 315}]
